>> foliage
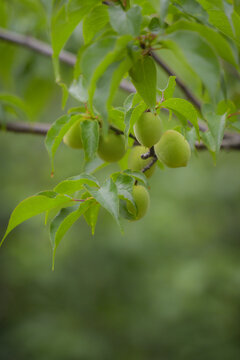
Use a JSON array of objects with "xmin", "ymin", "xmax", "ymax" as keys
[{"xmin": 0, "ymin": 0, "xmax": 240, "ymax": 268}]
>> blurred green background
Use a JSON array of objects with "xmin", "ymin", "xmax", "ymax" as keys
[{"xmin": 1, "ymin": 1, "xmax": 240, "ymax": 359}]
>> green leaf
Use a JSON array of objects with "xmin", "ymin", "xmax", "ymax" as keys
[
  {"xmin": 109, "ymin": 108, "xmax": 125, "ymax": 131},
  {"xmin": 81, "ymin": 36, "xmax": 132, "ymax": 130},
  {"xmin": 111, "ymin": 172, "xmax": 135, "ymax": 206},
  {"xmin": 0, "ymin": 0, "xmax": 7, "ymax": 27},
  {"xmin": 161, "ymin": 98, "xmax": 199, "ymax": 137},
  {"xmin": 84, "ymin": 157, "xmax": 108, "ymax": 175},
  {"xmin": 1, "ymin": 193, "xmax": 72, "ymax": 246},
  {"xmin": 205, "ymin": 111, "xmax": 226, "ymax": 153},
  {"xmin": 88, "ymin": 35, "xmax": 132, "ymax": 108},
  {"xmin": 124, "ymin": 101, "xmax": 147, "ymax": 143},
  {"xmin": 157, "ymin": 160, "xmax": 165, "ymax": 170},
  {"xmin": 93, "ymin": 57, "xmax": 132, "ymax": 133},
  {"xmin": 129, "ymin": 55, "xmax": 157, "ymax": 110},
  {"xmin": 54, "ymin": 173, "xmax": 99, "ymax": 195},
  {"xmin": 123, "ymin": 93, "xmax": 135, "ymax": 111},
  {"xmin": 51, "ymin": 0, "xmax": 99, "ymax": 79},
  {"xmin": 123, "ymin": 169, "xmax": 148, "ymax": 186},
  {"xmin": 45, "ymin": 114, "xmax": 82, "ymax": 174},
  {"xmin": 160, "ymin": 0, "xmax": 170, "ymax": 24},
  {"xmin": 93, "ymin": 62, "xmax": 121, "ymax": 131},
  {"xmin": 165, "ymin": 31, "xmax": 221, "ymax": 101},
  {"xmin": 119, "ymin": 199, "xmax": 136, "ymax": 221},
  {"xmin": 50, "ymin": 200, "xmax": 92, "ymax": 270},
  {"xmin": 80, "ymin": 120, "xmax": 99, "ymax": 162},
  {"xmin": 197, "ymin": 0, "xmax": 240, "ymax": 45},
  {"xmin": 85, "ymin": 178, "xmax": 121, "ymax": 229},
  {"xmin": 106, "ymin": 56, "xmax": 133, "ymax": 108},
  {"xmin": 148, "ymin": 17, "xmax": 161, "ymax": 33},
  {"xmin": 162, "ymin": 76, "xmax": 176, "ymax": 100},
  {"xmin": 68, "ymin": 106, "xmax": 86, "ymax": 115},
  {"xmin": 58, "ymin": 82, "xmax": 69, "ymax": 109},
  {"xmin": 108, "ymin": 5, "xmax": 142, "ymax": 36},
  {"xmin": 45, "ymin": 201, "xmax": 76, "ymax": 226},
  {"xmin": 0, "ymin": 93, "xmax": 29, "ymax": 119},
  {"xmin": 118, "ymin": 148, "xmax": 131, "ymax": 171},
  {"xmin": 84, "ymin": 202, "xmax": 100, "ymax": 235},
  {"xmin": 74, "ymin": 44, "xmax": 89, "ymax": 80},
  {"xmin": 83, "ymin": 4, "xmax": 109, "ymax": 44},
  {"xmin": 81, "ymin": 36, "xmax": 116, "ymax": 89},
  {"xmin": 234, "ymin": 0, "xmax": 240, "ymax": 15},
  {"xmin": 131, "ymin": 0, "xmax": 156, "ymax": 14},
  {"xmin": 166, "ymin": 20, "xmax": 238, "ymax": 68},
  {"xmin": 69, "ymin": 77, "xmax": 88, "ymax": 103},
  {"xmin": 217, "ymin": 100, "xmax": 236, "ymax": 117},
  {"xmin": 232, "ymin": 10, "xmax": 240, "ymax": 40},
  {"xmin": 201, "ymin": 130, "xmax": 217, "ymax": 162},
  {"xmin": 186, "ymin": 127, "xmax": 198, "ymax": 151}
]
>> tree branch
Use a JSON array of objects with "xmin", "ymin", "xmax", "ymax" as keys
[
  {"xmin": 2, "ymin": 120, "xmax": 240, "ymax": 151},
  {"xmin": 195, "ymin": 135, "xmax": 240, "ymax": 150},
  {"xmin": 0, "ymin": 27, "xmax": 76, "ymax": 65},
  {"xmin": 0, "ymin": 27, "xmax": 205, "ymax": 109},
  {"xmin": 150, "ymin": 52, "xmax": 208, "ymax": 133},
  {"xmin": 0, "ymin": 120, "xmax": 50, "ymax": 135},
  {"xmin": 109, "ymin": 124, "xmax": 137, "ymax": 141},
  {"xmin": 0, "ymin": 27, "xmax": 135, "ymax": 94},
  {"xmin": 151, "ymin": 51, "xmax": 201, "ymax": 111},
  {"xmin": 0, "ymin": 28, "xmax": 236, "ymax": 138},
  {"xmin": 0, "ymin": 120, "xmax": 138, "ymax": 141}
]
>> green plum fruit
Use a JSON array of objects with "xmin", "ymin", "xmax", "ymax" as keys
[
  {"xmin": 63, "ymin": 121, "xmax": 83, "ymax": 149},
  {"xmin": 98, "ymin": 130, "xmax": 125, "ymax": 163},
  {"xmin": 134, "ymin": 111, "xmax": 162, "ymax": 148},
  {"xmin": 127, "ymin": 185, "xmax": 150, "ymax": 220},
  {"xmin": 154, "ymin": 130, "xmax": 191, "ymax": 168},
  {"xmin": 128, "ymin": 145, "xmax": 156, "ymax": 178}
]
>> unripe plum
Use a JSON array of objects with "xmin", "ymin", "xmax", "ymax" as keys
[
  {"xmin": 127, "ymin": 185, "xmax": 150, "ymax": 220},
  {"xmin": 128, "ymin": 145, "xmax": 156, "ymax": 178},
  {"xmin": 98, "ymin": 130, "xmax": 125, "ymax": 163},
  {"xmin": 63, "ymin": 121, "xmax": 83, "ymax": 149},
  {"xmin": 154, "ymin": 130, "xmax": 191, "ymax": 168},
  {"xmin": 134, "ymin": 112, "xmax": 162, "ymax": 148}
]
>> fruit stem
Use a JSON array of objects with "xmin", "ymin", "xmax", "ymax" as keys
[
  {"xmin": 72, "ymin": 197, "xmax": 93, "ymax": 202},
  {"xmin": 142, "ymin": 157, "xmax": 157, "ymax": 173},
  {"xmin": 141, "ymin": 146, "xmax": 156, "ymax": 159}
]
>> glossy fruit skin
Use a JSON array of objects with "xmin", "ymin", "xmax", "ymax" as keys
[
  {"xmin": 63, "ymin": 121, "xmax": 83, "ymax": 149},
  {"xmin": 127, "ymin": 185, "xmax": 150, "ymax": 220},
  {"xmin": 154, "ymin": 130, "xmax": 191, "ymax": 168},
  {"xmin": 134, "ymin": 112, "xmax": 162, "ymax": 148},
  {"xmin": 128, "ymin": 145, "xmax": 156, "ymax": 178},
  {"xmin": 98, "ymin": 131, "xmax": 125, "ymax": 163}
]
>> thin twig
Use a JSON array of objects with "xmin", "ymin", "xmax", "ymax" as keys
[
  {"xmin": 142, "ymin": 157, "xmax": 158, "ymax": 173},
  {"xmin": 228, "ymin": 111, "xmax": 240, "ymax": 119},
  {"xmin": 151, "ymin": 51, "xmax": 201, "ymax": 111},
  {"xmin": 109, "ymin": 124, "xmax": 137, "ymax": 141},
  {"xmin": 151, "ymin": 52, "xmax": 208, "ymax": 134},
  {"xmin": 72, "ymin": 197, "xmax": 93, "ymax": 202},
  {"xmin": 141, "ymin": 146, "xmax": 155, "ymax": 159}
]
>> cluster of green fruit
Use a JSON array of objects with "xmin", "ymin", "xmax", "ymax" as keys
[
  {"xmin": 63, "ymin": 112, "xmax": 191, "ymax": 221},
  {"xmin": 63, "ymin": 120, "xmax": 125, "ymax": 162}
]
